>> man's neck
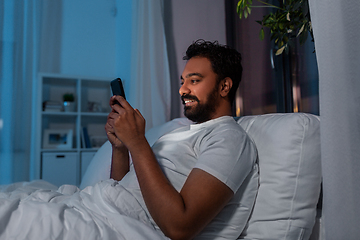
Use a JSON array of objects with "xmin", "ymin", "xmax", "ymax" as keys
[
  {"xmin": 210, "ymin": 101, "xmax": 232, "ymax": 120},
  {"xmin": 196, "ymin": 107, "xmax": 232, "ymax": 124}
]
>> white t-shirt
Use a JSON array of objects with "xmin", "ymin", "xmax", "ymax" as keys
[
  {"xmin": 151, "ymin": 116, "xmax": 256, "ymax": 193},
  {"xmin": 119, "ymin": 116, "xmax": 258, "ymax": 239}
]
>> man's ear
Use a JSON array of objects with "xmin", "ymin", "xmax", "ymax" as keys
[{"xmin": 219, "ymin": 77, "xmax": 233, "ymax": 97}]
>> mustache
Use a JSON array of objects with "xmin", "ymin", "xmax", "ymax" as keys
[{"xmin": 181, "ymin": 94, "xmax": 199, "ymax": 104}]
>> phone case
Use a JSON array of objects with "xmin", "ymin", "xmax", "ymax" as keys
[{"xmin": 110, "ymin": 78, "xmax": 126, "ymax": 100}]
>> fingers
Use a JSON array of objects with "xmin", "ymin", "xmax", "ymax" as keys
[
  {"xmin": 110, "ymin": 96, "xmax": 132, "ymax": 109},
  {"xmin": 110, "ymin": 96, "xmax": 135, "ymax": 118},
  {"xmin": 106, "ymin": 111, "xmax": 117, "ymax": 129},
  {"xmin": 107, "ymin": 96, "xmax": 145, "ymax": 147},
  {"xmin": 110, "ymin": 96, "xmax": 143, "ymax": 124},
  {"xmin": 105, "ymin": 121, "xmax": 113, "ymax": 132},
  {"xmin": 109, "ymin": 96, "xmax": 116, "ymax": 106},
  {"xmin": 115, "ymin": 96, "xmax": 132, "ymax": 108}
]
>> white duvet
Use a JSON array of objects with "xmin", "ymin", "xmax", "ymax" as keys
[{"xmin": 0, "ymin": 179, "xmax": 168, "ymax": 240}]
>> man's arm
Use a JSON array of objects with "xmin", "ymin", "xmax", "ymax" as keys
[
  {"xmin": 105, "ymin": 105, "xmax": 130, "ymax": 180},
  {"xmin": 109, "ymin": 146, "xmax": 129, "ymax": 180},
  {"xmin": 132, "ymin": 142, "xmax": 233, "ymax": 240},
  {"xmin": 109, "ymin": 96, "xmax": 234, "ymax": 240}
]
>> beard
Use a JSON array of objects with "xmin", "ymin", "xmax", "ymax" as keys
[{"xmin": 181, "ymin": 87, "xmax": 219, "ymax": 123}]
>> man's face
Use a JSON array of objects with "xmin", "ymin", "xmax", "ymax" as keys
[{"xmin": 179, "ymin": 57, "xmax": 220, "ymax": 123}]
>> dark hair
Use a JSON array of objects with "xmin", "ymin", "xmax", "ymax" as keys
[{"xmin": 183, "ymin": 39, "xmax": 243, "ymax": 103}]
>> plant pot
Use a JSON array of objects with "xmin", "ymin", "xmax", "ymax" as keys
[{"xmin": 63, "ymin": 101, "xmax": 75, "ymax": 112}]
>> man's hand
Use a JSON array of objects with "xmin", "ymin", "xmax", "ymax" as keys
[
  {"xmin": 105, "ymin": 96, "xmax": 145, "ymax": 180},
  {"xmin": 109, "ymin": 96, "xmax": 146, "ymax": 151},
  {"xmin": 105, "ymin": 112, "xmax": 125, "ymax": 150}
]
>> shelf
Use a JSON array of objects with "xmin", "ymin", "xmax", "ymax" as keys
[
  {"xmin": 80, "ymin": 112, "xmax": 109, "ymax": 116},
  {"xmin": 34, "ymin": 73, "xmax": 111, "ymax": 186},
  {"xmin": 42, "ymin": 111, "xmax": 78, "ymax": 116},
  {"xmin": 41, "ymin": 111, "xmax": 108, "ymax": 116},
  {"xmin": 41, "ymin": 148, "xmax": 100, "ymax": 152},
  {"xmin": 41, "ymin": 149, "xmax": 78, "ymax": 153}
]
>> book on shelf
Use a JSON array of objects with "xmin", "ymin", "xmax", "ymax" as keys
[
  {"xmin": 82, "ymin": 127, "xmax": 91, "ymax": 148},
  {"xmin": 43, "ymin": 101, "xmax": 62, "ymax": 112}
]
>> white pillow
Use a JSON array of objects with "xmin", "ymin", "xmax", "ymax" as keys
[
  {"xmin": 80, "ymin": 141, "xmax": 112, "ymax": 189},
  {"xmin": 238, "ymin": 113, "xmax": 321, "ymax": 240}
]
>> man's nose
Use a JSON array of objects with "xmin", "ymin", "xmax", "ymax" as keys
[{"xmin": 179, "ymin": 82, "xmax": 190, "ymax": 96}]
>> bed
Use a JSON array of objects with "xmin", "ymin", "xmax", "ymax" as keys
[{"xmin": 0, "ymin": 113, "xmax": 322, "ymax": 240}]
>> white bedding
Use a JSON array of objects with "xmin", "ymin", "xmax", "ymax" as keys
[{"xmin": 0, "ymin": 179, "xmax": 168, "ymax": 240}]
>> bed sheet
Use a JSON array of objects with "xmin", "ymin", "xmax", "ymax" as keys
[{"xmin": 0, "ymin": 179, "xmax": 168, "ymax": 240}]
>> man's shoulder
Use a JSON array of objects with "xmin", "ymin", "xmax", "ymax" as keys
[
  {"xmin": 145, "ymin": 118, "xmax": 192, "ymax": 146},
  {"xmin": 194, "ymin": 116, "xmax": 250, "ymax": 145},
  {"xmin": 204, "ymin": 116, "xmax": 246, "ymax": 135}
]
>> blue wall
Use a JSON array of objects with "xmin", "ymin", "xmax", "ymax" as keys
[{"xmin": 59, "ymin": 0, "xmax": 131, "ymax": 79}]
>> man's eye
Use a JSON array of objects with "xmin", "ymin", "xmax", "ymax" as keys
[{"xmin": 191, "ymin": 80, "xmax": 199, "ymax": 83}]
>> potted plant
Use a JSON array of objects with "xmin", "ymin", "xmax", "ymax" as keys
[
  {"xmin": 237, "ymin": 0, "xmax": 313, "ymax": 55},
  {"xmin": 236, "ymin": 0, "xmax": 316, "ymax": 113},
  {"xmin": 63, "ymin": 93, "xmax": 75, "ymax": 112}
]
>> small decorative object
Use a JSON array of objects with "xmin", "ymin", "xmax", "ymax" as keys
[
  {"xmin": 63, "ymin": 93, "xmax": 75, "ymax": 112},
  {"xmin": 237, "ymin": 0, "xmax": 313, "ymax": 55},
  {"xmin": 43, "ymin": 129, "xmax": 73, "ymax": 149},
  {"xmin": 87, "ymin": 101, "xmax": 102, "ymax": 112}
]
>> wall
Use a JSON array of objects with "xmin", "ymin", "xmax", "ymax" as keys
[
  {"xmin": 164, "ymin": 0, "xmax": 227, "ymax": 118},
  {"xmin": 60, "ymin": 0, "xmax": 117, "ymax": 78}
]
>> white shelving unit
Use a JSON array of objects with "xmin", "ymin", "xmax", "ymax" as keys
[{"xmin": 33, "ymin": 73, "xmax": 112, "ymax": 187}]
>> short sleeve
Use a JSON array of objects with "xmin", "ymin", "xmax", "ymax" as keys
[{"xmin": 194, "ymin": 127, "xmax": 257, "ymax": 192}]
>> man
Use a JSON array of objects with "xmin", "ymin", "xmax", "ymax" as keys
[{"xmin": 105, "ymin": 40, "xmax": 257, "ymax": 240}]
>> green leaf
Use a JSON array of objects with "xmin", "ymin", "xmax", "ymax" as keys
[
  {"xmin": 276, "ymin": 45, "xmax": 286, "ymax": 55},
  {"xmin": 297, "ymin": 23, "xmax": 305, "ymax": 37},
  {"xmin": 259, "ymin": 28, "xmax": 265, "ymax": 40}
]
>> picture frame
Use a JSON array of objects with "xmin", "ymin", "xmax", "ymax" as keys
[{"xmin": 43, "ymin": 129, "xmax": 73, "ymax": 149}]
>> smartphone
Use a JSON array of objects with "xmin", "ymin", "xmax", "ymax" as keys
[{"xmin": 110, "ymin": 78, "xmax": 126, "ymax": 100}]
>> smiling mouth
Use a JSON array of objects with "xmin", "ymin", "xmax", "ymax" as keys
[
  {"xmin": 181, "ymin": 95, "xmax": 199, "ymax": 106},
  {"xmin": 184, "ymin": 99, "xmax": 197, "ymax": 106},
  {"xmin": 182, "ymin": 99, "xmax": 200, "ymax": 108}
]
